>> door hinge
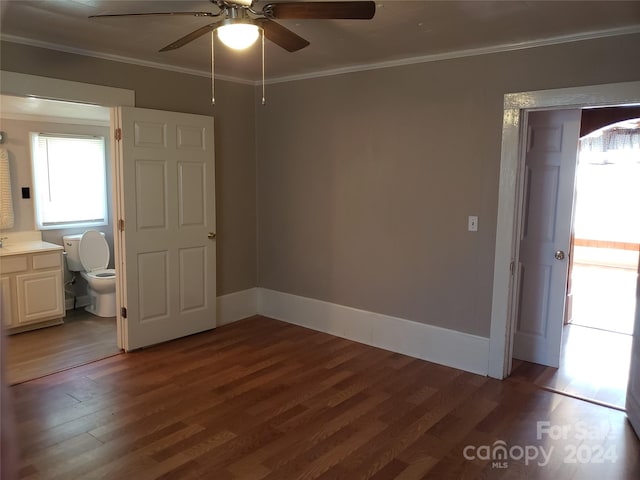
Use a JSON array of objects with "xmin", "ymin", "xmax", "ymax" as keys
[
  {"xmin": 121, "ymin": 307, "xmax": 127, "ymax": 319},
  {"xmin": 118, "ymin": 219, "xmax": 125, "ymax": 232},
  {"xmin": 114, "ymin": 127, "xmax": 122, "ymax": 141},
  {"xmin": 510, "ymin": 261, "xmax": 515, "ymax": 275}
]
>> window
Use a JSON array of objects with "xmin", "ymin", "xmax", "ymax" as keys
[{"xmin": 30, "ymin": 133, "xmax": 108, "ymax": 230}]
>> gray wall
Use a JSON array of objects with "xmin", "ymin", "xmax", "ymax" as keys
[
  {"xmin": 0, "ymin": 41, "xmax": 257, "ymax": 296},
  {"xmin": 3, "ymin": 33, "xmax": 640, "ymax": 338},
  {"xmin": 256, "ymin": 33, "xmax": 640, "ymax": 337}
]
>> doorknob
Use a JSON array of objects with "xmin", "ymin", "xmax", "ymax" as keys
[
  {"xmin": 554, "ymin": 250, "xmax": 565, "ymax": 260},
  {"xmin": 208, "ymin": 232, "xmax": 216, "ymax": 239}
]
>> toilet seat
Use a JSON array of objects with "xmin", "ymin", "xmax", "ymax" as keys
[
  {"xmin": 79, "ymin": 230, "xmax": 110, "ymax": 272},
  {"xmin": 84, "ymin": 268, "xmax": 116, "ymax": 279},
  {"xmin": 94, "ymin": 272, "xmax": 115, "ymax": 278}
]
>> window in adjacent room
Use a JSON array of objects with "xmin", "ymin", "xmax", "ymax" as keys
[{"xmin": 30, "ymin": 132, "xmax": 107, "ymax": 230}]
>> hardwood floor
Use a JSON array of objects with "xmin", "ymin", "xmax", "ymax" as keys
[
  {"xmin": 5, "ymin": 316, "xmax": 640, "ymax": 479},
  {"xmin": 5, "ymin": 309, "xmax": 120, "ymax": 385},
  {"xmin": 526, "ymin": 324, "xmax": 632, "ymax": 410},
  {"xmin": 570, "ymin": 263, "xmax": 637, "ymax": 335},
  {"xmin": 545, "ymin": 261, "xmax": 637, "ymax": 410}
]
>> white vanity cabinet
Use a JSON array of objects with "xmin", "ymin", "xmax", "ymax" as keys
[{"xmin": 0, "ymin": 244, "xmax": 65, "ymax": 333}]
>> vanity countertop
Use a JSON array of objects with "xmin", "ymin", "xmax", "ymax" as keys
[{"xmin": 0, "ymin": 241, "xmax": 64, "ymax": 257}]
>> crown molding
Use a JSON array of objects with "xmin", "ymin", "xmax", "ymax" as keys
[
  {"xmin": 3, "ymin": 24, "xmax": 640, "ymax": 87},
  {"xmin": 0, "ymin": 34, "xmax": 253, "ymax": 86},
  {"xmin": 266, "ymin": 25, "xmax": 640, "ymax": 85}
]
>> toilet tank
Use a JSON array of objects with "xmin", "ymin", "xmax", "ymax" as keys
[{"xmin": 62, "ymin": 234, "xmax": 83, "ymax": 271}]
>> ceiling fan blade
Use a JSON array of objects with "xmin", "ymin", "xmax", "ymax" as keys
[
  {"xmin": 264, "ymin": 1, "xmax": 375, "ymax": 20},
  {"xmin": 89, "ymin": 11, "xmax": 219, "ymax": 19},
  {"xmin": 159, "ymin": 23, "xmax": 219, "ymax": 52},
  {"xmin": 258, "ymin": 19, "xmax": 310, "ymax": 52}
]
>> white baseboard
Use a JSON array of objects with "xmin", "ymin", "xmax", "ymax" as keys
[
  {"xmin": 257, "ymin": 288, "xmax": 490, "ymax": 376},
  {"xmin": 66, "ymin": 286, "xmax": 490, "ymax": 375},
  {"xmin": 216, "ymin": 287, "xmax": 259, "ymax": 326}
]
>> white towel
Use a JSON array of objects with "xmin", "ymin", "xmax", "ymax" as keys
[{"xmin": 0, "ymin": 147, "xmax": 15, "ymax": 229}]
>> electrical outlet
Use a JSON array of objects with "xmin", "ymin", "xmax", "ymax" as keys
[{"xmin": 468, "ymin": 215, "xmax": 478, "ymax": 232}]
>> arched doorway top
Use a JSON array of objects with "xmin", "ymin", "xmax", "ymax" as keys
[{"xmin": 580, "ymin": 105, "xmax": 640, "ymax": 137}]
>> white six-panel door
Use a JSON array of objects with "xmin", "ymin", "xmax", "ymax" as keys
[
  {"xmin": 115, "ymin": 107, "xmax": 216, "ymax": 350},
  {"xmin": 512, "ymin": 109, "xmax": 581, "ymax": 367}
]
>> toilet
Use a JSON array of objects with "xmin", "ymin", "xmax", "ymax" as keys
[{"xmin": 63, "ymin": 231, "xmax": 117, "ymax": 317}]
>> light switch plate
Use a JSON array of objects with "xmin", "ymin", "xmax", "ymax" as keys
[{"xmin": 468, "ymin": 215, "xmax": 478, "ymax": 232}]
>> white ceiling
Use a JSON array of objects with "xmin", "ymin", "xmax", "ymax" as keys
[{"xmin": 1, "ymin": 1, "xmax": 640, "ymax": 83}]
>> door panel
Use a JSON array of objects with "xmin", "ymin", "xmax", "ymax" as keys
[
  {"xmin": 179, "ymin": 247, "xmax": 207, "ymax": 312},
  {"xmin": 513, "ymin": 109, "xmax": 581, "ymax": 367},
  {"xmin": 116, "ymin": 106, "xmax": 216, "ymax": 350},
  {"xmin": 179, "ymin": 162, "xmax": 206, "ymax": 226},
  {"xmin": 138, "ymin": 251, "xmax": 169, "ymax": 322},
  {"xmin": 516, "ymin": 264, "xmax": 551, "ymax": 336},
  {"xmin": 134, "ymin": 121, "xmax": 166, "ymax": 147},
  {"xmin": 135, "ymin": 161, "xmax": 167, "ymax": 230},
  {"xmin": 177, "ymin": 125, "xmax": 206, "ymax": 149}
]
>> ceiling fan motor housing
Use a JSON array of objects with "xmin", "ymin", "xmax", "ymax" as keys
[{"xmin": 218, "ymin": 0, "xmax": 254, "ymax": 7}]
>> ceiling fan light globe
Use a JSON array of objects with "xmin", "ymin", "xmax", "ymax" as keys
[{"xmin": 217, "ymin": 23, "xmax": 259, "ymax": 50}]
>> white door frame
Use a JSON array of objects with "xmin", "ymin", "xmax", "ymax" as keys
[
  {"xmin": 488, "ymin": 80, "xmax": 640, "ymax": 379},
  {"xmin": 0, "ymin": 71, "xmax": 135, "ymax": 349},
  {"xmin": 0, "ymin": 71, "xmax": 134, "ymax": 107}
]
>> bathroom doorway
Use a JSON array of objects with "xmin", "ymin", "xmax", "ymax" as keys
[{"xmin": 0, "ymin": 94, "xmax": 121, "ymax": 384}]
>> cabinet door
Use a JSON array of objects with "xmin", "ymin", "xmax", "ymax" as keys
[
  {"xmin": 1, "ymin": 276, "xmax": 12, "ymax": 327},
  {"xmin": 16, "ymin": 270, "xmax": 64, "ymax": 325}
]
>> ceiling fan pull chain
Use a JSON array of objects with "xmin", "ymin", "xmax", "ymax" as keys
[
  {"xmin": 261, "ymin": 28, "xmax": 266, "ymax": 105},
  {"xmin": 211, "ymin": 31, "xmax": 216, "ymax": 105}
]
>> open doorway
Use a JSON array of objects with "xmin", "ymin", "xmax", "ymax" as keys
[
  {"xmin": 489, "ymin": 82, "xmax": 640, "ymax": 433},
  {"xmin": 0, "ymin": 95, "xmax": 121, "ymax": 384},
  {"xmin": 1, "ymin": 72, "xmax": 218, "ymax": 382},
  {"xmin": 552, "ymin": 116, "xmax": 640, "ymax": 409},
  {"xmin": 507, "ymin": 106, "xmax": 640, "ymax": 409}
]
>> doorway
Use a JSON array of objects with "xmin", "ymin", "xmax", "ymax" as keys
[
  {"xmin": 488, "ymin": 81, "xmax": 640, "ymax": 381},
  {"xmin": 569, "ymin": 115, "xmax": 640, "ymax": 336},
  {"xmin": 0, "ymin": 71, "xmax": 135, "ymax": 383},
  {"xmin": 0, "ymin": 95, "xmax": 121, "ymax": 384},
  {"xmin": 0, "ymin": 72, "xmax": 218, "ymax": 381},
  {"xmin": 539, "ymin": 116, "xmax": 640, "ymax": 409}
]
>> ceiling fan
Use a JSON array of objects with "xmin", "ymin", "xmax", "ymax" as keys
[
  {"xmin": 90, "ymin": 0, "xmax": 376, "ymax": 53},
  {"xmin": 90, "ymin": 1, "xmax": 376, "ymax": 103}
]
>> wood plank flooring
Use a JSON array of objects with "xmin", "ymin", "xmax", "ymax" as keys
[
  {"xmin": 570, "ymin": 263, "xmax": 637, "ymax": 335},
  {"xmin": 5, "ymin": 316, "xmax": 640, "ymax": 479},
  {"xmin": 526, "ymin": 324, "xmax": 632, "ymax": 410},
  {"xmin": 6, "ymin": 309, "xmax": 120, "ymax": 385}
]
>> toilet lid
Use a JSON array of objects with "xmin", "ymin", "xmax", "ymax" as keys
[{"xmin": 79, "ymin": 230, "xmax": 109, "ymax": 272}]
